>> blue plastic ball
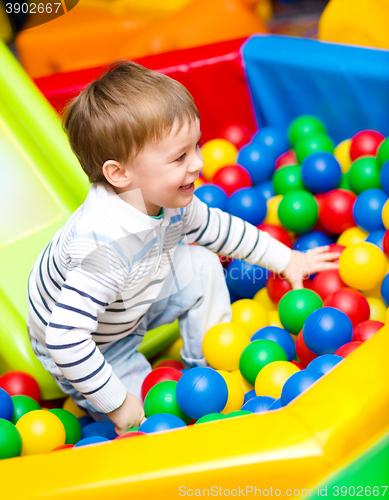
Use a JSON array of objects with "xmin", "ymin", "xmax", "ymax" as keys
[
  {"xmin": 82, "ymin": 421, "xmax": 118, "ymax": 440},
  {"xmin": 281, "ymin": 370, "xmax": 323, "ymax": 406},
  {"xmin": 381, "ymin": 273, "xmax": 389, "ymax": 307},
  {"xmin": 237, "ymin": 143, "xmax": 275, "ymax": 185},
  {"xmin": 252, "ymin": 126, "xmax": 289, "ymax": 160},
  {"xmin": 365, "ymin": 229, "xmax": 386, "ymax": 251},
  {"xmin": 302, "ymin": 307, "xmax": 353, "ymax": 355},
  {"xmin": 269, "ymin": 398, "xmax": 283, "ymax": 410},
  {"xmin": 74, "ymin": 436, "xmax": 110, "ymax": 448},
  {"xmin": 301, "ymin": 152, "xmax": 342, "ymax": 193},
  {"xmin": 379, "ymin": 159, "xmax": 389, "ymax": 196},
  {"xmin": 226, "ymin": 259, "xmax": 270, "ymax": 299},
  {"xmin": 227, "ymin": 187, "xmax": 267, "ymax": 226},
  {"xmin": 176, "ymin": 367, "xmax": 228, "ymax": 420},
  {"xmin": 195, "ymin": 184, "xmax": 228, "ymax": 211},
  {"xmin": 293, "ymin": 231, "xmax": 333, "ymax": 252},
  {"xmin": 251, "ymin": 326, "xmax": 296, "ymax": 361},
  {"xmin": 0, "ymin": 388, "xmax": 14, "ymax": 421},
  {"xmin": 243, "ymin": 389, "xmax": 257, "ymax": 405},
  {"xmin": 78, "ymin": 416, "xmax": 95, "ymax": 429},
  {"xmin": 253, "ymin": 180, "xmax": 276, "ymax": 201},
  {"xmin": 306, "ymin": 354, "xmax": 343, "ymax": 375},
  {"xmin": 353, "ymin": 188, "xmax": 388, "ymax": 232},
  {"xmin": 241, "ymin": 396, "xmax": 275, "ymax": 413},
  {"xmin": 139, "ymin": 413, "xmax": 187, "ymax": 433}
]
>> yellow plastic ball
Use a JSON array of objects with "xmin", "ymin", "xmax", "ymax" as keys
[
  {"xmin": 385, "ymin": 307, "xmax": 389, "ymax": 324},
  {"xmin": 362, "ymin": 281, "xmax": 383, "ymax": 300},
  {"xmin": 158, "ymin": 336, "xmax": 183, "ymax": 360},
  {"xmin": 62, "ymin": 397, "xmax": 86, "ymax": 418},
  {"xmin": 16, "ymin": 410, "xmax": 66, "ymax": 456},
  {"xmin": 194, "ymin": 177, "xmax": 205, "ymax": 190},
  {"xmin": 268, "ymin": 310, "xmax": 283, "ymax": 328},
  {"xmin": 230, "ymin": 368, "xmax": 254, "ymax": 393},
  {"xmin": 382, "ymin": 200, "xmax": 389, "ymax": 229},
  {"xmin": 201, "ymin": 139, "xmax": 238, "ymax": 180},
  {"xmin": 253, "ymin": 288, "xmax": 276, "ymax": 311},
  {"xmin": 217, "ymin": 370, "xmax": 245, "ymax": 414},
  {"xmin": 366, "ymin": 297, "xmax": 387, "ymax": 322},
  {"xmin": 202, "ymin": 322, "xmax": 250, "ymax": 371},
  {"xmin": 255, "ymin": 361, "xmax": 300, "ymax": 399},
  {"xmin": 337, "ymin": 227, "xmax": 369, "ymax": 247},
  {"xmin": 231, "ymin": 299, "xmax": 268, "ymax": 337},
  {"xmin": 264, "ymin": 195, "xmax": 283, "ymax": 226},
  {"xmin": 334, "ymin": 139, "xmax": 352, "ymax": 173},
  {"xmin": 339, "ymin": 242, "xmax": 387, "ymax": 291}
]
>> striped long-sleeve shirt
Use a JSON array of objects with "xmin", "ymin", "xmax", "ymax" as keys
[{"xmin": 27, "ymin": 182, "xmax": 292, "ymax": 413}]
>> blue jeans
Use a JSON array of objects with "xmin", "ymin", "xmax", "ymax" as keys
[{"xmin": 35, "ymin": 245, "xmax": 232, "ymax": 422}]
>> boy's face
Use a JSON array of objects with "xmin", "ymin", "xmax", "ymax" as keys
[{"xmin": 120, "ymin": 118, "xmax": 203, "ymax": 216}]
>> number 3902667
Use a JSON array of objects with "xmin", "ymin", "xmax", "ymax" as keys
[{"xmin": 5, "ymin": 3, "xmax": 62, "ymax": 14}]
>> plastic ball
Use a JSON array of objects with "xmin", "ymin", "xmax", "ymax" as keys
[
  {"xmin": 334, "ymin": 139, "xmax": 352, "ymax": 173},
  {"xmin": 275, "ymin": 149, "xmax": 297, "ymax": 169},
  {"xmin": 349, "ymin": 129, "xmax": 385, "ymax": 161},
  {"xmin": 224, "ymin": 410, "xmax": 252, "ymax": 419},
  {"xmin": 273, "ymin": 165, "xmax": 304, "ymax": 195},
  {"xmin": 194, "ymin": 413, "xmax": 226, "ymax": 424},
  {"xmin": 0, "ymin": 419, "xmax": 22, "ymax": 459},
  {"xmin": 82, "ymin": 421, "xmax": 117, "ymax": 440},
  {"xmin": 212, "ymin": 165, "xmax": 252, "ymax": 196},
  {"xmin": 287, "ymin": 115, "xmax": 326, "ymax": 147},
  {"xmin": 78, "ymin": 416, "xmax": 94, "ymax": 428},
  {"xmin": 251, "ymin": 326, "xmax": 296, "ymax": 361},
  {"xmin": 266, "ymin": 274, "xmax": 310, "ymax": 306},
  {"xmin": 231, "ymin": 299, "xmax": 268, "ymax": 336},
  {"xmin": 230, "ymin": 369, "xmax": 254, "ymax": 393},
  {"xmin": 141, "ymin": 367, "xmax": 182, "ymax": 402},
  {"xmin": 176, "ymin": 367, "xmax": 228, "ymax": 420},
  {"xmin": 384, "ymin": 231, "xmax": 389, "ymax": 257},
  {"xmin": 16, "ymin": 410, "xmax": 66, "ymax": 455},
  {"xmin": 255, "ymin": 361, "xmax": 300, "ymax": 399},
  {"xmin": 377, "ymin": 137, "xmax": 389, "ymax": 168},
  {"xmin": 201, "ymin": 139, "xmax": 238, "ymax": 180},
  {"xmin": 319, "ymin": 189, "xmax": 357, "ymax": 234},
  {"xmin": 295, "ymin": 331, "xmax": 318, "ymax": 367},
  {"xmin": 152, "ymin": 357, "xmax": 184, "ymax": 371},
  {"xmin": 47, "ymin": 408, "xmax": 82, "ymax": 444},
  {"xmin": 365, "ymin": 229, "xmax": 385, "ymax": 251},
  {"xmin": 268, "ymin": 310, "xmax": 283, "ymax": 328},
  {"xmin": 114, "ymin": 431, "xmax": 146, "ymax": 440},
  {"xmin": 202, "ymin": 322, "xmax": 250, "ymax": 371},
  {"xmin": 254, "ymin": 180, "xmax": 276, "ymax": 202},
  {"xmin": 217, "ymin": 123, "xmax": 253, "ymax": 150},
  {"xmin": 257, "ymin": 223, "xmax": 293, "ymax": 249},
  {"xmin": 194, "ymin": 184, "xmax": 228, "ymax": 211},
  {"xmin": 11, "ymin": 395, "xmax": 41, "ymax": 424},
  {"xmin": 227, "ymin": 187, "xmax": 267, "ymax": 226},
  {"xmin": 324, "ymin": 288, "xmax": 370, "ymax": 327},
  {"xmin": 241, "ymin": 395, "xmax": 275, "ymax": 413},
  {"xmin": 366, "ymin": 296, "xmax": 387, "ymax": 322},
  {"xmin": 379, "ymin": 160, "xmax": 389, "ymax": 196},
  {"xmin": 239, "ymin": 339, "xmax": 288, "ymax": 386},
  {"xmin": 278, "ymin": 190, "xmax": 318, "ymax": 233},
  {"xmin": 141, "ymin": 413, "xmax": 188, "ymax": 433},
  {"xmin": 302, "ymin": 307, "xmax": 353, "ymax": 355},
  {"xmin": 243, "ymin": 389, "xmax": 257, "ymax": 404},
  {"xmin": 339, "ymin": 242, "xmax": 387, "ymax": 290},
  {"xmin": 0, "ymin": 388, "xmax": 14, "ymax": 421},
  {"xmin": 278, "ymin": 289, "xmax": 323, "ymax": 335},
  {"xmin": 348, "ymin": 157, "xmax": 381, "ymax": 194},
  {"xmin": 381, "ymin": 273, "xmax": 389, "ymax": 306},
  {"xmin": 353, "ymin": 189, "xmax": 387, "ymax": 232},
  {"xmin": 281, "ymin": 369, "xmax": 323, "ymax": 406},
  {"xmin": 264, "ymin": 195, "xmax": 283, "ymax": 226},
  {"xmin": 335, "ymin": 342, "xmax": 362, "ymax": 357},
  {"xmin": 293, "ymin": 231, "xmax": 333, "ymax": 252},
  {"xmin": 382, "ymin": 199, "xmax": 389, "ymax": 229},
  {"xmin": 217, "ymin": 370, "xmax": 245, "ymax": 414},
  {"xmin": 353, "ymin": 320, "xmax": 384, "ymax": 342},
  {"xmin": 252, "ymin": 126, "xmax": 288, "ymax": 159},
  {"xmin": 74, "ymin": 436, "xmax": 110, "ymax": 447},
  {"xmin": 237, "ymin": 143, "xmax": 275, "ymax": 184},
  {"xmin": 0, "ymin": 371, "xmax": 41, "ymax": 403},
  {"xmin": 301, "ymin": 152, "xmax": 342, "ymax": 193},
  {"xmin": 337, "ymin": 226, "xmax": 368, "ymax": 246},
  {"xmin": 306, "ymin": 354, "xmax": 343, "ymax": 375},
  {"xmin": 269, "ymin": 398, "xmax": 283, "ymax": 410},
  {"xmin": 311, "ymin": 270, "xmax": 346, "ymax": 301},
  {"xmin": 294, "ymin": 133, "xmax": 334, "ymax": 164},
  {"xmin": 144, "ymin": 381, "xmax": 191, "ymax": 423},
  {"xmin": 226, "ymin": 259, "xmax": 270, "ymax": 299},
  {"xmin": 62, "ymin": 397, "xmax": 86, "ymax": 419}
]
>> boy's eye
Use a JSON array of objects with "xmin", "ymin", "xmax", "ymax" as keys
[{"xmin": 175, "ymin": 153, "xmax": 186, "ymax": 162}]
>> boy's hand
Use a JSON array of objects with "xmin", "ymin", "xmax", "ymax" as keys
[
  {"xmin": 282, "ymin": 245, "xmax": 341, "ymax": 290},
  {"xmin": 108, "ymin": 392, "xmax": 146, "ymax": 435}
]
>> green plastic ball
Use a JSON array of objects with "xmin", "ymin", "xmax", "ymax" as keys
[
  {"xmin": 287, "ymin": 115, "xmax": 327, "ymax": 147},
  {"xmin": 278, "ymin": 190, "xmax": 318, "ymax": 233},
  {"xmin": 194, "ymin": 413, "xmax": 226, "ymax": 424},
  {"xmin": 224, "ymin": 410, "xmax": 252, "ymax": 419},
  {"xmin": 11, "ymin": 395, "xmax": 41, "ymax": 424},
  {"xmin": 338, "ymin": 172, "xmax": 352, "ymax": 191},
  {"xmin": 294, "ymin": 133, "xmax": 335, "ymax": 163},
  {"xmin": 0, "ymin": 418, "xmax": 22, "ymax": 459},
  {"xmin": 125, "ymin": 427, "xmax": 140, "ymax": 433},
  {"xmin": 278, "ymin": 289, "xmax": 323, "ymax": 335},
  {"xmin": 239, "ymin": 339, "xmax": 288, "ymax": 386},
  {"xmin": 144, "ymin": 380, "xmax": 191, "ymax": 424},
  {"xmin": 348, "ymin": 157, "xmax": 381, "ymax": 194},
  {"xmin": 49, "ymin": 408, "xmax": 82, "ymax": 445},
  {"xmin": 273, "ymin": 165, "xmax": 304, "ymax": 195},
  {"xmin": 377, "ymin": 138, "xmax": 389, "ymax": 169}
]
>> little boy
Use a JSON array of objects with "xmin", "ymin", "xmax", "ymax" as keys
[{"xmin": 27, "ymin": 61, "xmax": 338, "ymax": 434}]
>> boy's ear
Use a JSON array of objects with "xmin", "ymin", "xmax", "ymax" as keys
[{"xmin": 102, "ymin": 160, "xmax": 133, "ymax": 188}]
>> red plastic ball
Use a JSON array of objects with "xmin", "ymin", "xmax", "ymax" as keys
[
  {"xmin": 114, "ymin": 431, "xmax": 146, "ymax": 440},
  {"xmin": 217, "ymin": 123, "xmax": 253, "ymax": 150},
  {"xmin": 141, "ymin": 367, "xmax": 182, "ymax": 402},
  {"xmin": 324, "ymin": 288, "xmax": 370, "ymax": 327},
  {"xmin": 151, "ymin": 357, "xmax": 184, "ymax": 371},
  {"xmin": 383, "ymin": 230, "xmax": 389, "ymax": 258},
  {"xmin": 0, "ymin": 371, "xmax": 41, "ymax": 402},
  {"xmin": 295, "ymin": 331, "xmax": 318, "ymax": 367},
  {"xmin": 51, "ymin": 444, "xmax": 75, "ymax": 452},
  {"xmin": 275, "ymin": 149, "xmax": 297, "ymax": 170},
  {"xmin": 311, "ymin": 269, "xmax": 346, "ymax": 301},
  {"xmin": 335, "ymin": 341, "xmax": 362, "ymax": 357},
  {"xmin": 328, "ymin": 243, "xmax": 346, "ymax": 255},
  {"xmin": 319, "ymin": 189, "xmax": 357, "ymax": 234},
  {"xmin": 212, "ymin": 165, "xmax": 252, "ymax": 196},
  {"xmin": 266, "ymin": 274, "xmax": 311, "ymax": 305},
  {"xmin": 353, "ymin": 320, "xmax": 384, "ymax": 342},
  {"xmin": 219, "ymin": 254, "xmax": 233, "ymax": 268},
  {"xmin": 291, "ymin": 360, "xmax": 305, "ymax": 370},
  {"xmin": 257, "ymin": 223, "xmax": 293, "ymax": 249},
  {"xmin": 349, "ymin": 130, "xmax": 385, "ymax": 161}
]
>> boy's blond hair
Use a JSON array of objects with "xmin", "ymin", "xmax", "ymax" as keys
[{"xmin": 63, "ymin": 61, "xmax": 200, "ymax": 184}]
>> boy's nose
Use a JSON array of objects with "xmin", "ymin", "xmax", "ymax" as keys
[{"xmin": 189, "ymin": 155, "xmax": 203, "ymax": 174}]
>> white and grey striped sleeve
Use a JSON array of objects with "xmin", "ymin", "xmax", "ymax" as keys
[
  {"xmin": 46, "ymin": 239, "xmax": 129, "ymax": 413},
  {"xmin": 182, "ymin": 195, "xmax": 292, "ymax": 274}
]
